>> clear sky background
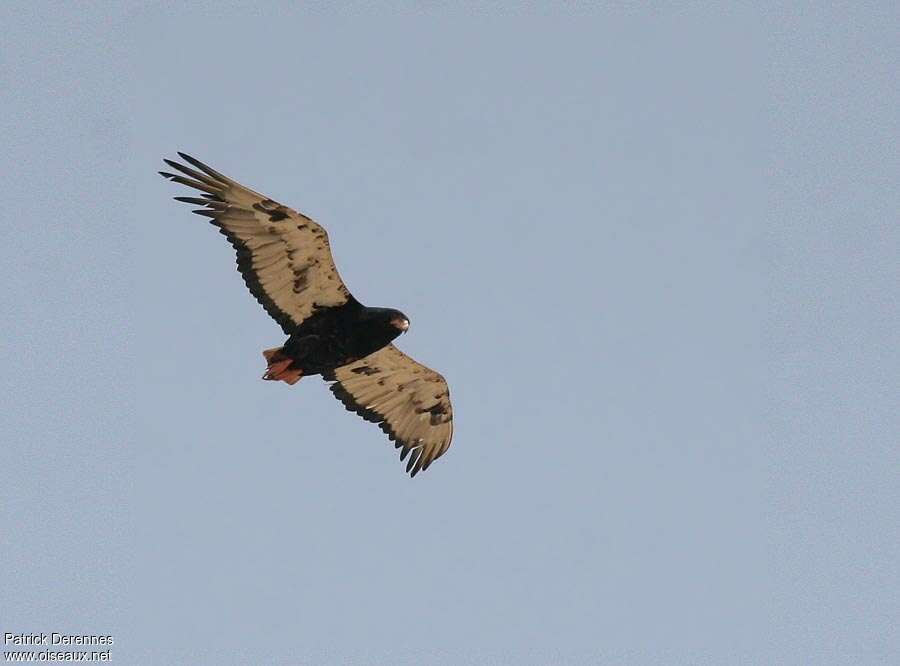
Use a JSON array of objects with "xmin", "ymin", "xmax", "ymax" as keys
[{"xmin": 2, "ymin": 3, "xmax": 897, "ymax": 664}]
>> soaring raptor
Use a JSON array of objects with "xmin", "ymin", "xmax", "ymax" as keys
[{"xmin": 160, "ymin": 153, "xmax": 453, "ymax": 476}]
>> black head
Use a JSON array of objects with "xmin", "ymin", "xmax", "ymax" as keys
[{"xmin": 362, "ymin": 307, "xmax": 410, "ymax": 343}]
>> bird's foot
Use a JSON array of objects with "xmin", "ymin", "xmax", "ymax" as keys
[{"xmin": 261, "ymin": 347, "xmax": 303, "ymax": 385}]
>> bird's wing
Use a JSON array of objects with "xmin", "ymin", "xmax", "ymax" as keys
[
  {"xmin": 161, "ymin": 153, "xmax": 353, "ymax": 333},
  {"xmin": 325, "ymin": 344, "xmax": 453, "ymax": 476}
]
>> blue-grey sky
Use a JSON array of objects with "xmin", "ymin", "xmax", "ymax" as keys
[{"xmin": 2, "ymin": 3, "xmax": 897, "ymax": 664}]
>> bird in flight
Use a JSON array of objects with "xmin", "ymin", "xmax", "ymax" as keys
[{"xmin": 160, "ymin": 153, "xmax": 453, "ymax": 476}]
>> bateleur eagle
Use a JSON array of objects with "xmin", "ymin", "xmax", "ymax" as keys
[{"xmin": 160, "ymin": 153, "xmax": 453, "ymax": 476}]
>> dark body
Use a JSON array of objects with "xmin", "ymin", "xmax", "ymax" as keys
[
  {"xmin": 161, "ymin": 152, "xmax": 452, "ymax": 476},
  {"xmin": 282, "ymin": 299, "xmax": 407, "ymax": 376}
]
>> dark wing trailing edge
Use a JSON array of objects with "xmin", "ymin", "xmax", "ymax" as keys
[
  {"xmin": 161, "ymin": 153, "xmax": 354, "ymax": 333},
  {"xmin": 325, "ymin": 345, "xmax": 453, "ymax": 477}
]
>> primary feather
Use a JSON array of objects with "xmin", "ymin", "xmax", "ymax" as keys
[{"xmin": 162, "ymin": 153, "xmax": 454, "ymax": 476}]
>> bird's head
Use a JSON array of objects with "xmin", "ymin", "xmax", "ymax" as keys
[{"xmin": 364, "ymin": 307, "xmax": 410, "ymax": 342}]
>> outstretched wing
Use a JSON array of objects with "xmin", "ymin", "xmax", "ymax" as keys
[
  {"xmin": 161, "ymin": 153, "xmax": 353, "ymax": 333},
  {"xmin": 325, "ymin": 345, "xmax": 453, "ymax": 476}
]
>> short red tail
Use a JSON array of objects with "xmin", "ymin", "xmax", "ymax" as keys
[{"xmin": 261, "ymin": 347, "xmax": 303, "ymax": 385}]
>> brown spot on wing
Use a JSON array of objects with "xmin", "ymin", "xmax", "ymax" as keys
[
  {"xmin": 325, "ymin": 345, "xmax": 453, "ymax": 476},
  {"xmin": 162, "ymin": 153, "xmax": 355, "ymax": 332}
]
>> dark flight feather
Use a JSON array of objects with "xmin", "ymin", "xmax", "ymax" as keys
[{"xmin": 162, "ymin": 154, "xmax": 453, "ymax": 476}]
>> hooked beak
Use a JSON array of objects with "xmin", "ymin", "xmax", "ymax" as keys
[{"xmin": 391, "ymin": 316, "xmax": 409, "ymax": 332}]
